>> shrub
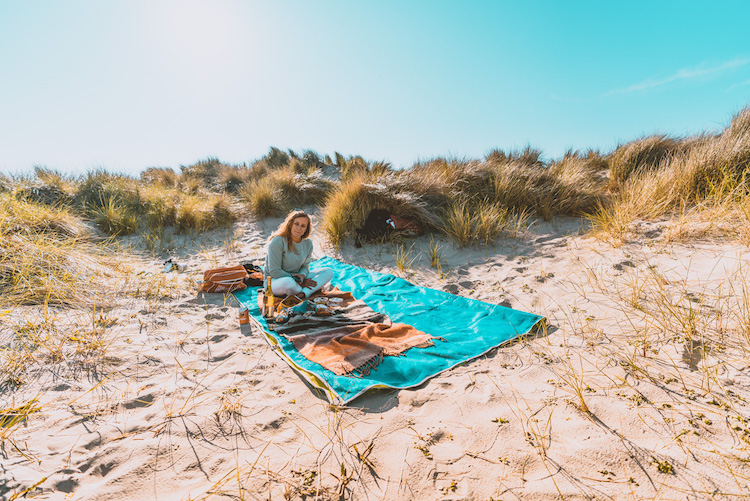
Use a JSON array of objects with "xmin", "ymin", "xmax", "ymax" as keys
[
  {"xmin": 264, "ymin": 147, "xmax": 290, "ymax": 169},
  {"xmin": 140, "ymin": 167, "xmax": 178, "ymax": 187},
  {"xmin": 243, "ymin": 177, "xmax": 281, "ymax": 219},
  {"xmin": 94, "ymin": 198, "xmax": 139, "ymax": 236},
  {"xmin": 15, "ymin": 184, "xmax": 73, "ymax": 207},
  {"xmin": 174, "ymin": 194, "xmax": 236, "ymax": 232},
  {"xmin": 74, "ymin": 170, "xmax": 140, "ymax": 213},
  {"xmin": 211, "ymin": 196, "xmax": 235, "ymax": 227},
  {"xmin": 591, "ymin": 106, "xmax": 750, "ymax": 242},
  {"xmin": 321, "ymin": 174, "xmax": 441, "ymax": 247},
  {"xmin": 179, "ymin": 157, "xmax": 227, "ymax": 188},
  {"xmin": 485, "ymin": 145, "xmax": 545, "ymax": 168},
  {"xmin": 140, "ymin": 186, "xmax": 178, "ymax": 230},
  {"xmin": 607, "ymin": 134, "xmax": 684, "ymax": 191},
  {"xmin": 441, "ymin": 199, "xmax": 511, "ymax": 247},
  {"xmin": 218, "ymin": 165, "xmax": 251, "ymax": 193}
]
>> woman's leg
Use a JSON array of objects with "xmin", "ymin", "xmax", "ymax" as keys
[
  {"xmin": 300, "ymin": 267, "xmax": 333, "ymax": 297},
  {"xmin": 271, "ymin": 276, "xmax": 301, "ymax": 296}
]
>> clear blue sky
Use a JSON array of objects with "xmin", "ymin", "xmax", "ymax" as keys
[{"xmin": 2, "ymin": 0, "xmax": 749, "ymax": 175}]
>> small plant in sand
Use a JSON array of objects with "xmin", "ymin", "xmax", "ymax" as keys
[
  {"xmin": 0, "ymin": 397, "xmax": 42, "ymax": 443},
  {"xmin": 650, "ymin": 456, "xmax": 675, "ymax": 475},
  {"xmin": 393, "ymin": 243, "xmax": 416, "ymax": 273},
  {"xmin": 553, "ymin": 351, "xmax": 594, "ymax": 415},
  {"xmin": 215, "ymin": 387, "xmax": 244, "ymax": 424}
]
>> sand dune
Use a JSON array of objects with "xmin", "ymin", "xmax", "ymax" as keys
[{"xmin": 2, "ymin": 213, "xmax": 750, "ymax": 500}]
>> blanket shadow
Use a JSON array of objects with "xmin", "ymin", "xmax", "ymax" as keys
[
  {"xmin": 288, "ymin": 370, "xmax": 401, "ymax": 413},
  {"xmin": 347, "ymin": 388, "xmax": 400, "ymax": 413}
]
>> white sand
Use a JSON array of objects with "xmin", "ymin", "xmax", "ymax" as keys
[{"xmin": 3, "ymin": 214, "xmax": 750, "ymax": 500}]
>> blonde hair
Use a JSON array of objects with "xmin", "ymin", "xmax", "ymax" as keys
[{"xmin": 270, "ymin": 210, "xmax": 312, "ymax": 252}]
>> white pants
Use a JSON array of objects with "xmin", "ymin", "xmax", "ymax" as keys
[{"xmin": 270, "ymin": 267, "xmax": 334, "ymax": 297}]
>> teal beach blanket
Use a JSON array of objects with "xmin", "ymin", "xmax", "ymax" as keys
[{"xmin": 234, "ymin": 256, "xmax": 543, "ymax": 404}]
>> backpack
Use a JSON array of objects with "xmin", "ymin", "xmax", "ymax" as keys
[
  {"xmin": 354, "ymin": 209, "xmax": 395, "ymax": 247},
  {"xmin": 354, "ymin": 209, "xmax": 424, "ymax": 247}
]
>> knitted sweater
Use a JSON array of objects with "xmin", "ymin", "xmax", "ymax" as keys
[{"xmin": 264, "ymin": 236, "xmax": 313, "ymax": 279}]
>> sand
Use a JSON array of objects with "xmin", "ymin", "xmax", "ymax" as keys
[{"xmin": 2, "ymin": 213, "xmax": 750, "ymax": 500}]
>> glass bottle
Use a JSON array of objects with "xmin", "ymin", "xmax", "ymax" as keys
[{"xmin": 264, "ymin": 276, "xmax": 275, "ymax": 319}]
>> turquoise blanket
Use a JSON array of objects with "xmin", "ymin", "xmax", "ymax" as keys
[{"xmin": 234, "ymin": 256, "xmax": 543, "ymax": 404}]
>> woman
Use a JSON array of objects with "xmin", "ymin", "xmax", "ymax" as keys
[{"xmin": 264, "ymin": 209, "xmax": 333, "ymax": 300}]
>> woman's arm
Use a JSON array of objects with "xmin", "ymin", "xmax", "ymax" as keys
[{"xmin": 297, "ymin": 240, "xmax": 313, "ymax": 277}]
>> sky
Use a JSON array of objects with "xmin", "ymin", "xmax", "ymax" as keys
[{"xmin": 1, "ymin": 0, "xmax": 750, "ymax": 176}]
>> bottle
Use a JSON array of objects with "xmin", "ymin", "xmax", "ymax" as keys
[
  {"xmin": 264, "ymin": 276, "xmax": 275, "ymax": 319},
  {"xmin": 258, "ymin": 289, "xmax": 266, "ymax": 317}
]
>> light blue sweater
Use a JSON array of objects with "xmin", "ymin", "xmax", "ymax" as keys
[{"xmin": 264, "ymin": 236, "xmax": 313, "ymax": 279}]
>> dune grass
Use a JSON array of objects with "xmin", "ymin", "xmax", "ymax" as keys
[
  {"xmin": 591, "ymin": 108, "xmax": 750, "ymax": 243},
  {"xmin": 3, "ymin": 105, "xmax": 750, "ymax": 250}
]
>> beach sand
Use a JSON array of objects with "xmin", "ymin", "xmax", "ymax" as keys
[{"xmin": 3, "ymin": 213, "xmax": 750, "ymax": 500}]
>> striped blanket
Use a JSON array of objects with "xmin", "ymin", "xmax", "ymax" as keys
[{"xmin": 269, "ymin": 289, "xmax": 434, "ymax": 376}]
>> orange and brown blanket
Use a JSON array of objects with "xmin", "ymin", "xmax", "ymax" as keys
[{"xmin": 268, "ymin": 289, "xmax": 434, "ymax": 376}]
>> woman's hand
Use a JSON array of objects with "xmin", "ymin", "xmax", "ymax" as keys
[
  {"xmin": 293, "ymin": 274, "xmax": 317, "ymax": 289},
  {"xmin": 292, "ymin": 274, "xmax": 315, "ymax": 288}
]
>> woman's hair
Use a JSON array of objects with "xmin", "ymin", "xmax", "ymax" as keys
[{"xmin": 270, "ymin": 210, "xmax": 312, "ymax": 252}]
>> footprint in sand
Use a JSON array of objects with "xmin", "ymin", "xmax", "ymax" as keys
[
  {"xmin": 613, "ymin": 260, "xmax": 635, "ymax": 271},
  {"xmin": 54, "ymin": 477, "xmax": 78, "ymax": 494},
  {"xmin": 122, "ymin": 393, "xmax": 156, "ymax": 410}
]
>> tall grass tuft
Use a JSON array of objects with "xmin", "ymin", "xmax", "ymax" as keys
[
  {"xmin": 243, "ymin": 176, "xmax": 281, "ymax": 219},
  {"xmin": 94, "ymin": 198, "xmax": 139, "ymax": 236},
  {"xmin": 607, "ymin": 134, "xmax": 684, "ymax": 191},
  {"xmin": 0, "ymin": 195, "xmax": 110, "ymax": 306},
  {"xmin": 140, "ymin": 167, "xmax": 178, "ymax": 187},
  {"xmin": 442, "ymin": 199, "xmax": 511, "ymax": 247}
]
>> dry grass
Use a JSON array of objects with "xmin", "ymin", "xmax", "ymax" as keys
[
  {"xmin": 593, "ymin": 107, "xmax": 750, "ymax": 243},
  {"xmin": 0, "ymin": 195, "xmax": 115, "ymax": 307}
]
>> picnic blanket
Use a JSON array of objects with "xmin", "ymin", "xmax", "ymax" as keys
[
  {"xmin": 234, "ymin": 256, "xmax": 544, "ymax": 404},
  {"xmin": 269, "ymin": 289, "xmax": 434, "ymax": 376}
]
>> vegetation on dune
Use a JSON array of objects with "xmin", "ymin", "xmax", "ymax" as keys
[
  {"xmin": 0, "ymin": 106, "xmax": 748, "ymax": 287},
  {"xmin": 592, "ymin": 107, "xmax": 750, "ymax": 242},
  {"xmin": 0, "ymin": 195, "xmax": 107, "ymax": 307}
]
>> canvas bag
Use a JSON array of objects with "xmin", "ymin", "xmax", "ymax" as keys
[{"xmin": 199, "ymin": 265, "xmax": 250, "ymax": 293}]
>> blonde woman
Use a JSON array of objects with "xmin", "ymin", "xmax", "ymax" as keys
[{"xmin": 264, "ymin": 209, "xmax": 333, "ymax": 300}]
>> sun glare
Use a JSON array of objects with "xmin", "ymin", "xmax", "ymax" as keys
[{"xmin": 159, "ymin": 1, "xmax": 245, "ymax": 75}]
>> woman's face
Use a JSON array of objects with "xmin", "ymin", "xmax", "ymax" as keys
[{"xmin": 290, "ymin": 216, "xmax": 309, "ymax": 242}]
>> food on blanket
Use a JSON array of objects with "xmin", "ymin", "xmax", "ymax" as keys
[
  {"xmin": 328, "ymin": 297, "xmax": 343, "ymax": 304},
  {"xmin": 279, "ymin": 294, "xmax": 304, "ymax": 310},
  {"xmin": 313, "ymin": 304, "xmax": 333, "ymax": 316},
  {"xmin": 274, "ymin": 311, "xmax": 290, "ymax": 323}
]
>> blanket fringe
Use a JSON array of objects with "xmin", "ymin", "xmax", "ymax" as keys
[
  {"xmin": 414, "ymin": 339, "xmax": 438, "ymax": 348},
  {"xmin": 346, "ymin": 351, "xmax": 384, "ymax": 378}
]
